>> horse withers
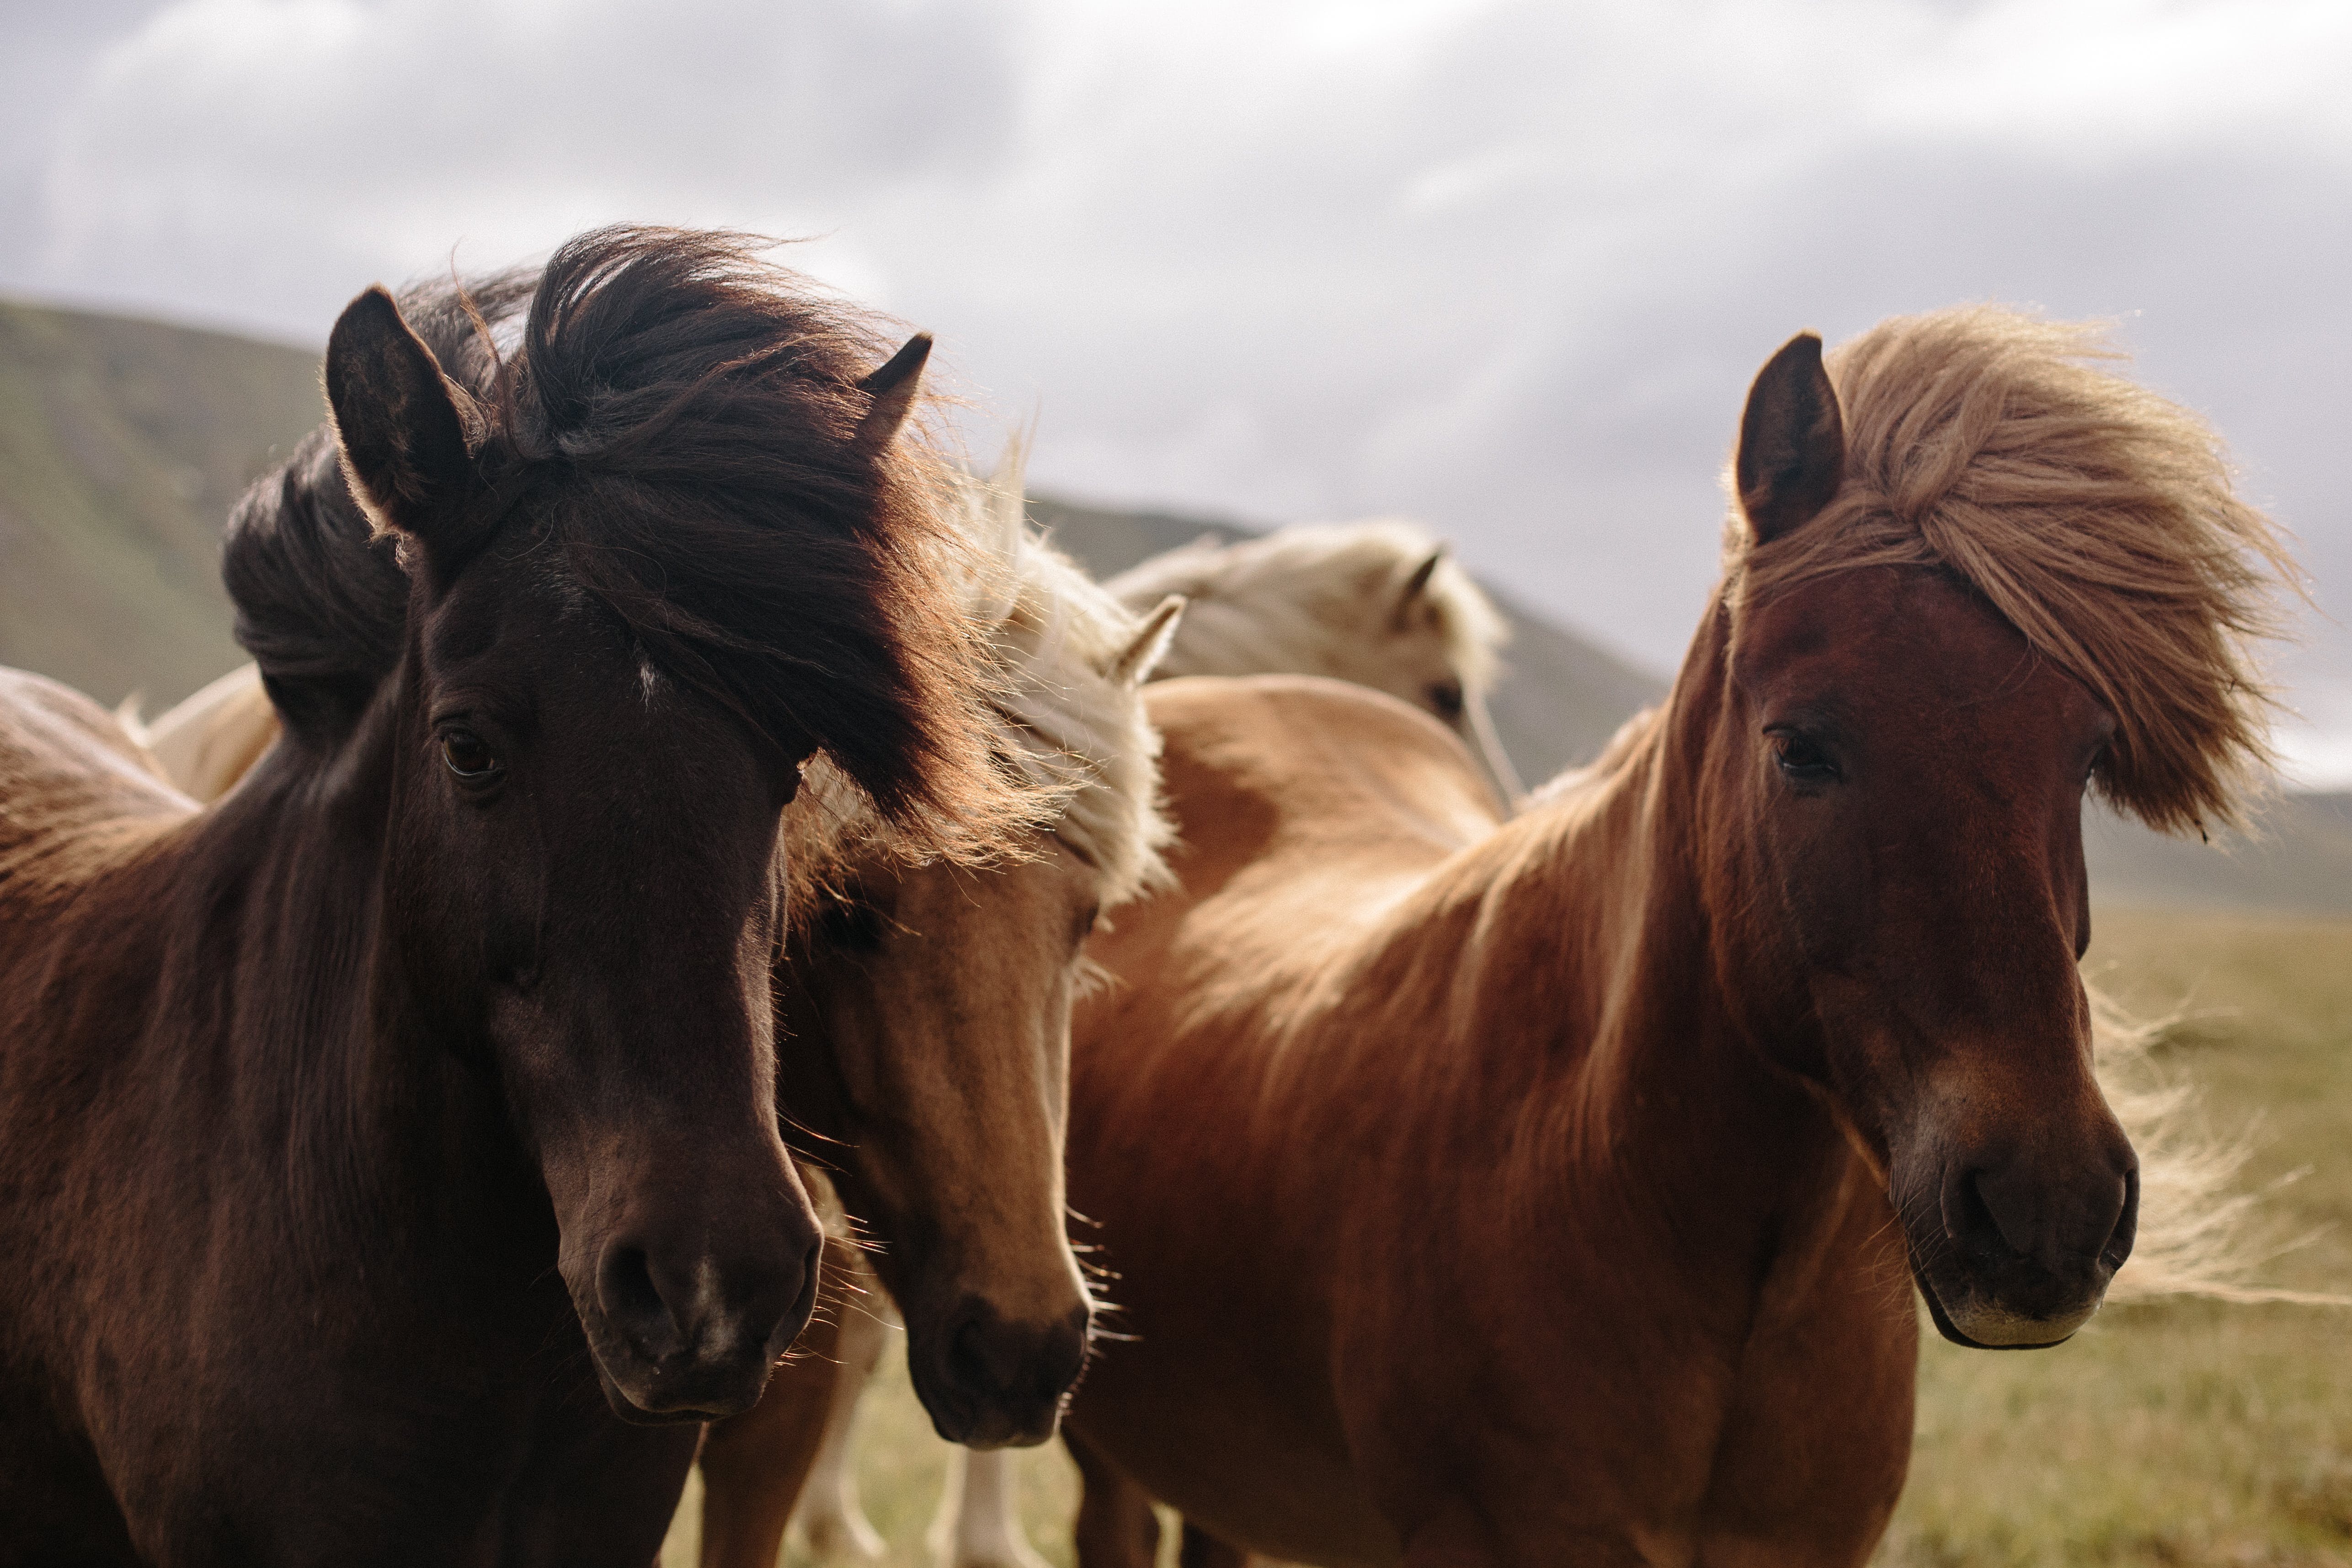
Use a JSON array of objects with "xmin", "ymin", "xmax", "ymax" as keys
[
  {"xmin": 1057, "ymin": 310, "xmax": 2291, "ymax": 1565},
  {"xmin": 0, "ymin": 228, "xmax": 1031, "ymax": 1564}
]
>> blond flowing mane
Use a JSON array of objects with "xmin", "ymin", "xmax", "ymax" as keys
[
  {"xmin": 1105, "ymin": 519, "xmax": 1507, "ymax": 698},
  {"xmin": 787, "ymin": 442, "xmax": 1175, "ymax": 921},
  {"xmin": 1729, "ymin": 306, "xmax": 2296, "ymax": 835}
]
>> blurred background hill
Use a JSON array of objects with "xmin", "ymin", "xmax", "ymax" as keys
[{"xmin": 3, "ymin": 299, "xmax": 2344, "ymax": 916}]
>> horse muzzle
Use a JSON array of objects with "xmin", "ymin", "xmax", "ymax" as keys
[
  {"xmin": 909, "ymin": 1296, "xmax": 1093, "ymax": 1449},
  {"xmin": 1900, "ymin": 1145, "xmax": 2138, "ymax": 1351}
]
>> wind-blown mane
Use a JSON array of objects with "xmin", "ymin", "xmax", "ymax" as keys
[
  {"xmin": 223, "ymin": 225, "xmax": 1031, "ymax": 848},
  {"xmin": 1106, "ymin": 519, "xmax": 1507, "ymax": 697},
  {"xmin": 787, "ymin": 440, "xmax": 1173, "ymax": 923},
  {"xmin": 1728, "ymin": 306, "xmax": 2296, "ymax": 835}
]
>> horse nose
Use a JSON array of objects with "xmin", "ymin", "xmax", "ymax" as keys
[
  {"xmin": 935, "ymin": 1297, "xmax": 1093, "ymax": 1449},
  {"xmin": 596, "ymin": 1227, "xmax": 822, "ymax": 1399},
  {"xmin": 1952, "ymin": 1154, "xmax": 2138, "ymax": 1278}
]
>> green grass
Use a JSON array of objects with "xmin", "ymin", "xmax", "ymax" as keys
[{"xmin": 666, "ymin": 911, "xmax": 2352, "ymax": 1567}]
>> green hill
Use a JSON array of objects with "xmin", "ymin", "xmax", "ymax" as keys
[
  {"xmin": 2, "ymin": 299, "xmax": 2343, "ymax": 915},
  {"xmin": 0, "ymin": 299, "xmax": 323, "ymax": 710}
]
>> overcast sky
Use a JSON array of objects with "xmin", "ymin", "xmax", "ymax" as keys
[{"xmin": 4, "ymin": 0, "xmax": 2347, "ymax": 784}]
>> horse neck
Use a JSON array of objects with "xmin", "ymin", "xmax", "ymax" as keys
[
  {"xmin": 165, "ymin": 676, "xmax": 522, "ymax": 1247},
  {"xmin": 1373, "ymin": 601, "xmax": 1844, "ymax": 1245}
]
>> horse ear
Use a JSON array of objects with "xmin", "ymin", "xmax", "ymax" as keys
[
  {"xmin": 324, "ymin": 286, "xmax": 480, "ymax": 559},
  {"xmin": 1736, "ymin": 331, "xmax": 1846, "ymax": 545},
  {"xmin": 1394, "ymin": 548, "xmax": 1445, "ymax": 629},
  {"xmin": 1109, "ymin": 595, "xmax": 1185, "ymax": 688},
  {"xmin": 856, "ymin": 332, "xmax": 933, "ymax": 452}
]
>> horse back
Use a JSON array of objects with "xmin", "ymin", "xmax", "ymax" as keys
[
  {"xmin": 0, "ymin": 667, "xmax": 188, "ymax": 891},
  {"xmin": 1064, "ymin": 677, "xmax": 1500, "ymax": 1563},
  {"xmin": 1141, "ymin": 674, "xmax": 1498, "ymax": 887}
]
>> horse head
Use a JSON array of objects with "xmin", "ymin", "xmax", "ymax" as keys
[
  {"xmin": 294, "ymin": 230, "xmax": 1017, "ymax": 1422},
  {"xmin": 1701, "ymin": 320, "xmax": 2284, "ymax": 1349},
  {"xmin": 781, "ymin": 483, "xmax": 1183, "ymax": 1447}
]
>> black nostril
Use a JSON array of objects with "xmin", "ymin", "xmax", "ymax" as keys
[
  {"xmin": 2103, "ymin": 1166, "xmax": 2140, "ymax": 1271},
  {"xmin": 597, "ymin": 1245, "xmax": 681, "ymax": 1360},
  {"xmin": 948, "ymin": 1305, "xmax": 1011, "ymax": 1401},
  {"xmin": 1952, "ymin": 1169, "xmax": 2013, "ymax": 1259}
]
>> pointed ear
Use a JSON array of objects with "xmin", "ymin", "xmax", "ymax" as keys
[
  {"xmin": 1735, "ymin": 331, "xmax": 1846, "ymax": 544},
  {"xmin": 1108, "ymin": 595, "xmax": 1185, "ymax": 688},
  {"xmin": 324, "ymin": 286, "xmax": 479, "ymax": 558},
  {"xmin": 1393, "ymin": 547, "xmax": 1445, "ymax": 630},
  {"xmin": 855, "ymin": 332, "xmax": 933, "ymax": 452}
]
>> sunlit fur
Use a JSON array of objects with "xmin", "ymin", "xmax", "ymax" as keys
[
  {"xmin": 1730, "ymin": 306, "xmax": 2297, "ymax": 836},
  {"xmin": 221, "ymin": 228, "xmax": 1050, "ymax": 859},
  {"xmin": 785, "ymin": 439, "xmax": 1173, "ymax": 926},
  {"xmin": 1108, "ymin": 519, "xmax": 1504, "ymax": 695},
  {"xmin": 1047, "ymin": 310, "xmax": 2305, "ymax": 1565},
  {"xmin": 693, "ymin": 445, "xmax": 1182, "ymax": 1566},
  {"xmin": 1105, "ymin": 519, "xmax": 1523, "ymax": 804},
  {"xmin": 128, "ymin": 664, "xmax": 273, "ymax": 804}
]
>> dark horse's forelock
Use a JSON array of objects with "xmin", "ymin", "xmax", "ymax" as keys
[{"xmin": 226, "ymin": 225, "xmax": 1020, "ymax": 843}]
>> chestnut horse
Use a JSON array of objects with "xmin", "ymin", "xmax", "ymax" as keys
[
  {"xmin": 1058, "ymin": 310, "xmax": 2291, "ymax": 1566},
  {"xmin": 0, "ymin": 228, "xmax": 1035, "ymax": 1564}
]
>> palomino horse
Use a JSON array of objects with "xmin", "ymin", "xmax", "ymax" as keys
[
  {"xmin": 0, "ymin": 227, "xmax": 1036, "ymax": 1564},
  {"xmin": 692, "ymin": 455, "xmax": 1185, "ymax": 1566},
  {"xmin": 1057, "ymin": 309, "xmax": 2292, "ymax": 1566},
  {"xmin": 1108, "ymin": 521, "xmax": 1523, "ymax": 807},
  {"xmin": 777, "ymin": 520, "xmax": 1524, "ymax": 1568}
]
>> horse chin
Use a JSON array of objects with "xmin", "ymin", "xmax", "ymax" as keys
[
  {"xmin": 908, "ymin": 1371, "xmax": 1067, "ymax": 1451},
  {"xmin": 588, "ymin": 1349, "xmax": 773, "ymax": 1426},
  {"xmin": 1912, "ymin": 1263, "xmax": 2099, "ymax": 1351}
]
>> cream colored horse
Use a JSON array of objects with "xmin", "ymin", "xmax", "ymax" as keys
[{"xmin": 1108, "ymin": 521, "xmax": 1522, "ymax": 807}]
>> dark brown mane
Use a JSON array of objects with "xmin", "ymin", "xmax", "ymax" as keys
[
  {"xmin": 1727, "ymin": 306, "xmax": 2297, "ymax": 835},
  {"xmin": 225, "ymin": 225, "xmax": 1025, "ymax": 845}
]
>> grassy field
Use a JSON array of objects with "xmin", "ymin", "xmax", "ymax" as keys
[{"xmin": 663, "ymin": 908, "xmax": 2352, "ymax": 1568}]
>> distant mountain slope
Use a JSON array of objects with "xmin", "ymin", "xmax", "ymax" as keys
[
  {"xmin": 2086, "ymin": 793, "xmax": 2352, "ymax": 917},
  {"xmin": 0, "ymin": 299, "xmax": 322, "ymax": 709},
  {"xmin": 2, "ymin": 299, "xmax": 2340, "ymax": 915}
]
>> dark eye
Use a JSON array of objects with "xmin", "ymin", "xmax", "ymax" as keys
[
  {"xmin": 1427, "ymin": 681, "xmax": 1465, "ymax": 721},
  {"xmin": 441, "ymin": 728, "xmax": 501, "ymax": 781},
  {"xmin": 1072, "ymin": 901, "xmax": 1102, "ymax": 947},
  {"xmin": 1767, "ymin": 727, "xmax": 1839, "ymax": 783},
  {"xmin": 814, "ymin": 893, "xmax": 885, "ymax": 955}
]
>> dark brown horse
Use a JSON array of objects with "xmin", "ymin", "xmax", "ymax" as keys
[
  {"xmin": 0, "ymin": 228, "xmax": 1028, "ymax": 1565},
  {"xmin": 1056, "ymin": 310, "xmax": 2291, "ymax": 1565}
]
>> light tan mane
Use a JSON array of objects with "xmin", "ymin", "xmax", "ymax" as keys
[
  {"xmin": 1728, "ymin": 306, "xmax": 2296, "ymax": 835},
  {"xmin": 786, "ymin": 442, "xmax": 1174, "ymax": 924},
  {"xmin": 1105, "ymin": 518, "xmax": 1507, "ymax": 698}
]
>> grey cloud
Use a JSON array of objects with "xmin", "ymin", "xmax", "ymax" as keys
[{"xmin": 2, "ymin": 0, "xmax": 2345, "ymax": 770}]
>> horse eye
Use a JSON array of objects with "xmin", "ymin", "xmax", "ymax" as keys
[
  {"xmin": 1769, "ymin": 729, "xmax": 1838, "ymax": 782},
  {"xmin": 441, "ymin": 729, "xmax": 500, "ymax": 780},
  {"xmin": 1427, "ymin": 681, "xmax": 1465, "ymax": 720}
]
